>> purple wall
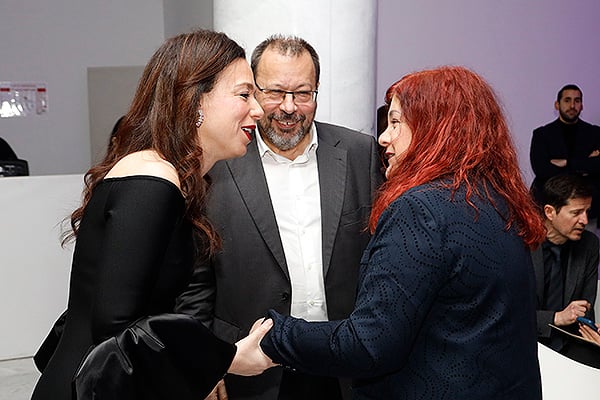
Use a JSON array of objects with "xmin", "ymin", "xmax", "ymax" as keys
[{"xmin": 376, "ymin": 0, "xmax": 600, "ymax": 185}]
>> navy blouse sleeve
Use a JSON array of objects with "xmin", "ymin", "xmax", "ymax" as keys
[{"xmin": 261, "ymin": 191, "xmax": 452, "ymax": 378}]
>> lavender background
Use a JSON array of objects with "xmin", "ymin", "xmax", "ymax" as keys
[{"xmin": 376, "ymin": 0, "xmax": 600, "ymax": 187}]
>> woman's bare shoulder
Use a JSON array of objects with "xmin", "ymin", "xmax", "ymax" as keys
[{"xmin": 105, "ymin": 150, "xmax": 180, "ymax": 189}]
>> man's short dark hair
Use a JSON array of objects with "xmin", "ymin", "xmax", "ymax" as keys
[
  {"xmin": 542, "ymin": 174, "xmax": 593, "ymax": 212},
  {"xmin": 557, "ymin": 84, "xmax": 582, "ymax": 102}
]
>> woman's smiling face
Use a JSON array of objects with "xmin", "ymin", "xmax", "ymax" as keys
[{"xmin": 198, "ymin": 58, "xmax": 264, "ymax": 169}]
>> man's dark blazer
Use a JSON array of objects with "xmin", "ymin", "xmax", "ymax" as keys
[
  {"xmin": 176, "ymin": 121, "xmax": 383, "ymax": 399},
  {"xmin": 531, "ymin": 230, "xmax": 599, "ymax": 339},
  {"xmin": 530, "ymin": 118, "xmax": 600, "ymax": 213}
]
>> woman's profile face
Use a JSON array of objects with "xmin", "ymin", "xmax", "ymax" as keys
[
  {"xmin": 198, "ymin": 58, "xmax": 264, "ymax": 162},
  {"xmin": 378, "ymin": 96, "xmax": 412, "ymax": 178}
]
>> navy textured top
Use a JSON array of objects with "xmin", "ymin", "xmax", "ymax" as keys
[{"xmin": 262, "ymin": 180, "xmax": 542, "ymax": 399}]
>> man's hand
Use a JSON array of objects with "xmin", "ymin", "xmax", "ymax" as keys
[
  {"xmin": 554, "ymin": 300, "xmax": 590, "ymax": 326},
  {"xmin": 589, "ymin": 150, "xmax": 600, "ymax": 158},
  {"xmin": 228, "ymin": 318, "xmax": 277, "ymax": 376}
]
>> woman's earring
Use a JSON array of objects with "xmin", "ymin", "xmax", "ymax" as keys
[{"xmin": 195, "ymin": 109, "xmax": 205, "ymax": 128}]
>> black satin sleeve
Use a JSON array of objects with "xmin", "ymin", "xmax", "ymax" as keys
[
  {"xmin": 73, "ymin": 314, "xmax": 236, "ymax": 400},
  {"xmin": 81, "ymin": 176, "xmax": 187, "ymax": 342}
]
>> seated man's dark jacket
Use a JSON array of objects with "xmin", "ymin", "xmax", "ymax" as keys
[{"xmin": 531, "ymin": 230, "xmax": 598, "ymax": 349}]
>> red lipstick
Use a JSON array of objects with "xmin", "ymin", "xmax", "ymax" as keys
[{"xmin": 241, "ymin": 126, "xmax": 255, "ymax": 141}]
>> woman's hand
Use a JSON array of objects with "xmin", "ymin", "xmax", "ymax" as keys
[
  {"xmin": 227, "ymin": 318, "xmax": 277, "ymax": 376},
  {"xmin": 203, "ymin": 379, "xmax": 227, "ymax": 400},
  {"xmin": 579, "ymin": 322, "xmax": 600, "ymax": 345}
]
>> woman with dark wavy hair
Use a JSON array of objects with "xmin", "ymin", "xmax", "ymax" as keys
[
  {"xmin": 32, "ymin": 29, "xmax": 268, "ymax": 400},
  {"xmin": 252, "ymin": 66, "xmax": 546, "ymax": 399}
]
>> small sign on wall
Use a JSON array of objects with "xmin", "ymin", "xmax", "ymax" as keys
[{"xmin": 0, "ymin": 81, "xmax": 48, "ymax": 118}]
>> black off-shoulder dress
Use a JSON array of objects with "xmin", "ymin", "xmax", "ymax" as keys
[{"xmin": 31, "ymin": 176, "xmax": 234, "ymax": 400}]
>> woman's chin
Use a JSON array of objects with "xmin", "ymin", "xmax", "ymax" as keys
[
  {"xmin": 384, "ymin": 164, "xmax": 394, "ymax": 179},
  {"xmin": 232, "ymin": 145, "xmax": 248, "ymax": 159}
]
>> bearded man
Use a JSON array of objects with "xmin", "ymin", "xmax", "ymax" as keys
[
  {"xmin": 176, "ymin": 35, "xmax": 383, "ymax": 400},
  {"xmin": 530, "ymin": 84, "xmax": 600, "ymax": 222}
]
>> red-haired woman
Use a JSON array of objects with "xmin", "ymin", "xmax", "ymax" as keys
[
  {"xmin": 31, "ymin": 30, "xmax": 269, "ymax": 400},
  {"xmin": 254, "ymin": 66, "xmax": 546, "ymax": 399}
]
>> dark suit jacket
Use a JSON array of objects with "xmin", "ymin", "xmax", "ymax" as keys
[
  {"xmin": 261, "ymin": 181, "xmax": 542, "ymax": 399},
  {"xmin": 530, "ymin": 118, "xmax": 600, "ymax": 213},
  {"xmin": 531, "ymin": 230, "xmax": 599, "ymax": 338},
  {"xmin": 176, "ymin": 121, "xmax": 383, "ymax": 399}
]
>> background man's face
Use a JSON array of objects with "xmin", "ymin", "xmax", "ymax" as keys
[
  {"xmin": 555, "ymin": 89, "xmax": 582, "ymax": 123},
  {"xmin": 546, "ymin": 196, "xmax": 592, "ymax": 242}
]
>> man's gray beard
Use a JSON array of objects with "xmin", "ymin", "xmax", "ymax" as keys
[{"xmin": 263, "ymin": 125, "xmax": 307, "ymax": 151}]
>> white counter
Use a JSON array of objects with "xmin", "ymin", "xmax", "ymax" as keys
[{"xmin": 0, "ymin": 174, "xmax": 83, "ymax": 360}]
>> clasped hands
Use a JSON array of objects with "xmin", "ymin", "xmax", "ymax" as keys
[
  {"xmin": 227, "ymin": 317, "xmax": 278, "ymax": 376},
  {"xmin": 204, "ymin": 318, "xmax": 278, "ymax": 400}
]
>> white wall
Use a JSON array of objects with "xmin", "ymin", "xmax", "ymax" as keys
[
  {"xmin": 87, "ymin": 66, "xmax": 144, "ymax": 165},
  {"xmin": 376, "ymin": 0, "xmax": 600, "ymax": 186},
  {"xmin": 0, "ymin": 1, "xmax": 166, "ymax": 175},
  {"xmin": 163, "ymin": 0, "xmax": 213, "ymax": 39}
]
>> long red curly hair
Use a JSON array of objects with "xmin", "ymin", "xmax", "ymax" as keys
[{"xmin": 370, "ymin": 66, "xmax": 545, "ymax": 248}]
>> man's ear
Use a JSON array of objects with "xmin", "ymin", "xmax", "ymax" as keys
[
  {"xmin": 544, "ymin": 204, "xmax": 556, "ymax": 221},
  {"xmin": 554, "ymin": 101, "xmax": 559, "ymax": 111}
]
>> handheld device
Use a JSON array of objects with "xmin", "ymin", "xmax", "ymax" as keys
[{"xmin": 577, "ymin": 316, "xmax": 598, "ymax": 331}]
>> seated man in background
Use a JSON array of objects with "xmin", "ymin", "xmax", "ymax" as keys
[{"xmin": 533, "ymin": 173, "xmax": 599, "ymax": 368}]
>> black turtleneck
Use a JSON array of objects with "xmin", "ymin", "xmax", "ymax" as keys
[{"xmin": 559, "ymin": 119, "xmax": 579, "ymax": 156}]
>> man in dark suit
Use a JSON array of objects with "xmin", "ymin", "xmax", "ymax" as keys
[
  {"xmin": 530, "ymin": 84, "xmax": 600, "ymax": 220},
  {"xmin": 532, "ymin": 174, "xmax": 599, "ymax": 368},
  {"xmin": 176, "ymin": 35, "xmax": 383, "ymax": 399}
]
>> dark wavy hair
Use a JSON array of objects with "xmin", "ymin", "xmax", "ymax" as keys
[
  {"xmin": 370, "ymin": 66, "xmax": 545, "ymax": 248},
  {"xmin": 542, "ymin": 174, "xmax": 593, "ymax": 212},
  {"xmin": 557, "ymin": 84, "xmax": 582, "ymax": 102},
  {"xmin": 64, "ymin": 29, "xmax": 245, "ymax": 257}
]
